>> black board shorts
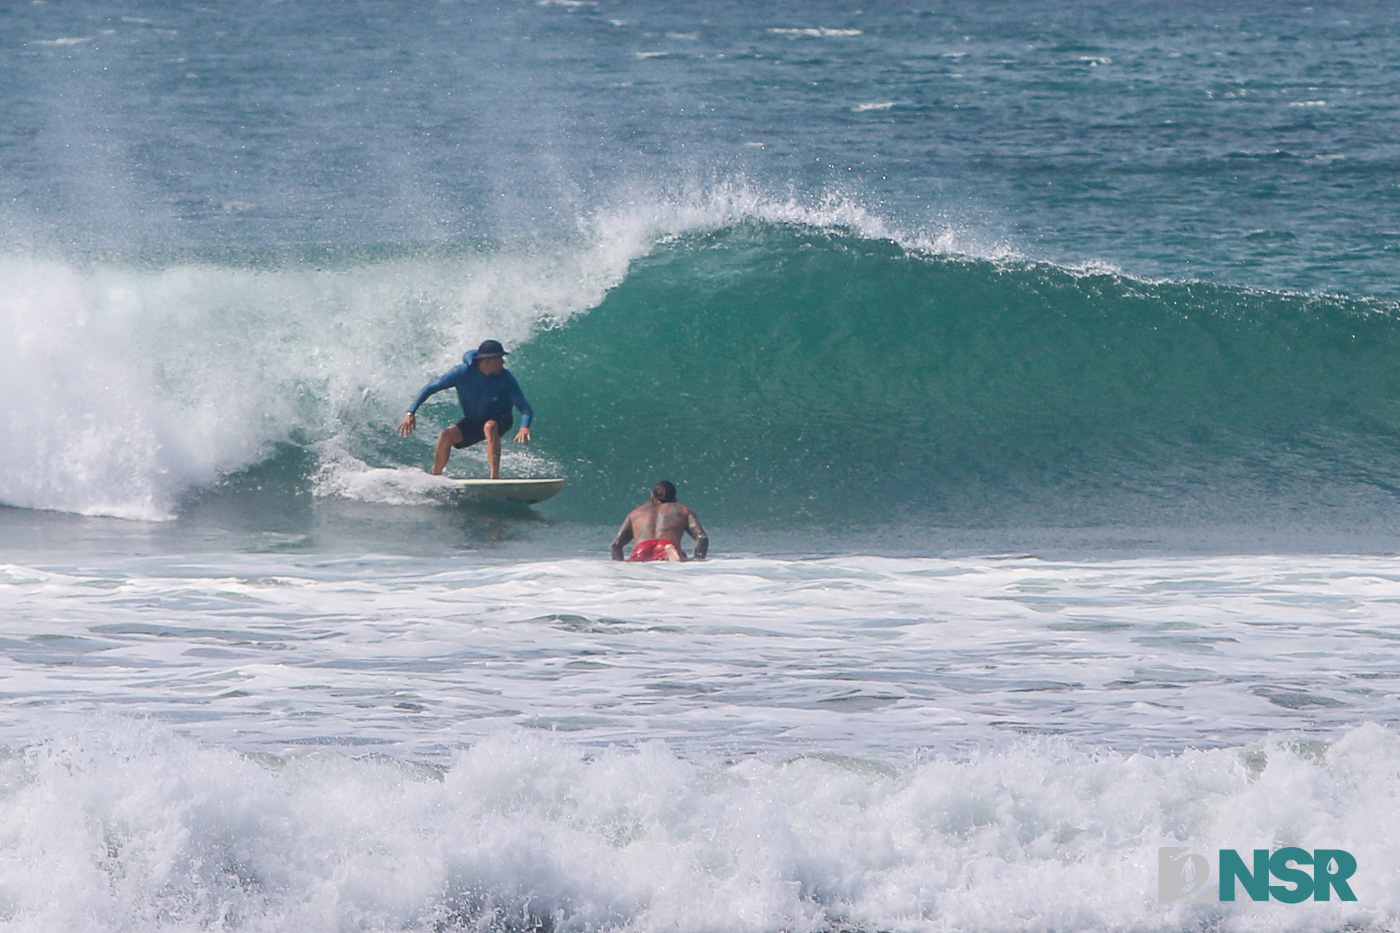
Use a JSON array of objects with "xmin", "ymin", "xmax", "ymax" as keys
[{"xmin": 453, "ymin": 414, "xmax": 512, "ymax": 448}]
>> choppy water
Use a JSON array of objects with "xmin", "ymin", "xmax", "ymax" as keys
[
  {"xmin": 4, "ymin": 0, "xmax": 1400, "ymax": 930},
  {"xmin": 7, "ymin": 546, "xmax": 1400, "ymax": 758},
  {"xmin": 4, "ymin": 534, "xmax": 1400, "ymax": 931}
]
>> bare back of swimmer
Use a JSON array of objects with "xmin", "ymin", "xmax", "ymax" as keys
[{"xmin": 611, "ymin": 481, "xmax": 709, "ymax": 562}]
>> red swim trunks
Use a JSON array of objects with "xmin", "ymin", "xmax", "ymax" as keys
[{"xmin": 628, "ymin": 539, "xmax": 684, "ymax": 562}]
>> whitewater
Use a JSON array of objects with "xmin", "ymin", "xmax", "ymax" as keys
[
  {"xmin": 5, "ymin": 547, "xmax": 1400, "ymax": 931},
  {"xmin": 5, "ymin": 0, "xmax": 1400, "ymax": 930}
]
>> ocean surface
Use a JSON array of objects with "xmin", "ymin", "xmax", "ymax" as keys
[{"xmin": 3, "ymin": 1, "xmax": 1400, "ymax": 930}]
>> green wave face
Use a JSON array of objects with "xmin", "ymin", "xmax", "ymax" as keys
[{"xmin": 516, "ymin": 224, "xmax": 1400, "ymax": 529}]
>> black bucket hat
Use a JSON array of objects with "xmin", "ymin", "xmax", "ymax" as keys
[{"xmin": 476, "ymin": 339, "xmax": 507, "ymax": 358}]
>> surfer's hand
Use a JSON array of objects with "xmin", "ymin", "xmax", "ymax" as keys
[
  {"xmin": 515, "ymin": 426, "xmax": 531, "ymax": 446},
  {"xmin": 397, "ymin": 413, "xmax": 416, "ymax": 437}
]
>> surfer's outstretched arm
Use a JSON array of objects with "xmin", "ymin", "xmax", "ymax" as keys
[
  {"xmin": 611, "ymin": 517, "xmax": 635, "ymax": 561},
  {"xmin": 399, "ymin": 365, "xmax": 470, "ymax": 435},
  {"xmin": 409, "ymin": 367, "xmax": 466, "ymax": 413}
]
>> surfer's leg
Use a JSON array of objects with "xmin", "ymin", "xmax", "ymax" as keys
[
  {"xmin": 484, "ymin": 420, "xmax": 501, "ymax": 479},
  {"xmin": 433, "ymin": 426, "xmax": 464, "ymax": 475}
]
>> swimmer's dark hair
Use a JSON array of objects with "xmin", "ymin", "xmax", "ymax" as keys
[{"xmin": 652, "ymin": 480, "xmax": 677, "ymax": 503}]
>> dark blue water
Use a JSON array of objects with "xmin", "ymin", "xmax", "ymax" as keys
[{"xmin": 5, "ymin": 0, "xmax": 1400, "ymax": 294}]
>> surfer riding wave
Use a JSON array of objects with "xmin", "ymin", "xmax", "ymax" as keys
[{"xmin": 397, "ymin": 340, "xmax": 533, "ymax": 478}]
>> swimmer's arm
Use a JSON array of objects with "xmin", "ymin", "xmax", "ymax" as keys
[
  {"xmin": 687, "ymin": 510, "xmax": 708, "ymax": 560},
  {"xmin": 611, "ymin": 517, "xmax": 635, "ymax": 561}
]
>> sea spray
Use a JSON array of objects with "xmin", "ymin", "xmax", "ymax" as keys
[{"xmin": 0, "ymin": 236, "xmax": 639, "ymax": 519}]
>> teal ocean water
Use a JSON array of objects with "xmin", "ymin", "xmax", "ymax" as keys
[{"xmin": 3, "ymin": 2, "xmax": 1400, "ymax": 930}]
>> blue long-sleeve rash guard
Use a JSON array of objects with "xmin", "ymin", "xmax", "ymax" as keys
[{"xmin": 408, "ymin": 351, "xmax": 534, "ymax": 427}]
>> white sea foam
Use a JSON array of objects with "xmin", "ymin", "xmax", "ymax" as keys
[
  {"xmin": 310, "ymin": 453, "xmax": 461, "ymax": 506},
  {"xmin": 2, "ymin": 546, "xmax": 1399, "ymax": 930},
  {"xmin": 310, "ymin": 437, "xmax": 565, "ymax": 505},
  {"xmin": 0, "ymin": 237, "xmax": 639, "ymax": 519},
  {"xmin": 768, "ymin": 28, "xmax": 863, "ymax": 38},
  {"xmin": 3, "ymin": 552, "xmax": 1399, "ymax": 757},
  {"xmin": 581, "ymin": 181, "xmax": 1019, "ymax": 266},
  {"xmin": 0, "ymin": 720, "xmax": 1394, "ymax": 932}
]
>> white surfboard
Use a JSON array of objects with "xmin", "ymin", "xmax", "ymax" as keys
[{"xmin": 448, "ymin": 477, "xmax": 566, "ymax": 504}]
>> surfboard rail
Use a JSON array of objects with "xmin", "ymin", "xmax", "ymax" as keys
[{"xmin": 448, "ymin": 477, "xmax": 566, "ymax": 504}]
